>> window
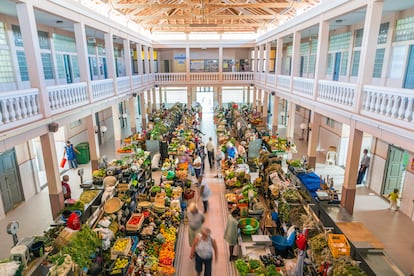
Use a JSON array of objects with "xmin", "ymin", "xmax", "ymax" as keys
[
  {"xmin": 354, "ymin": 29, "xmax": 363, "ymax": 47},
  {"xmin": 351, "ymin": 51, "xmax": 361, "ymax": 76},
  {"xmin": 55, "ymin": 54, "xmax": 66, "ymax": 79},
  {"xmin": 395, "ymin": 16, "xmax": 414, "ymax": 42},
  {"xmin": 12, "ymin": 25, "xmax": 23, "ymax": 47},
  {"xmin": 16, "ymin": 51, "xmax": 29, "ymax": 81},
  {"xmin": 326, "ymin": 117, "xmax": 335, "ymax": 128},
  {"xmin": 71, "ymin": 55, "xmax": 80, "ymax": 78},
  {"xmin": 0, "ymin": 22, "xmax": 7, "ymax": 46},
  {"xmin": 329, "ymin": 32, "xmax": 351, "ymax": 51},
  {"xmin": 373, "ymin": 48, "xmax": 385, "ymax": 78},
  {"xmin": 377, "ymin": 22, "xmax": 389, "ymax": 44},
  {"xmin": 326, "ymin": 53, "xmax": 334, "ymax": 74},
  {"xmin": 340, "ymin": 51, "xmax": 349, "ymax": 76},
  {"xmin": 53, "ymin": 34, "xmax": 76, "ymax": 52},
  {"xmin": 41, "ymin": 53, "xmax": 54, "ymax": 79},
  {"xmin": 38, "ymin": 31, "xmax": 50, "ymax": 49},
  {"xmin": 0, "ymin": 49, "xmax": 14, "ymax": 83}
]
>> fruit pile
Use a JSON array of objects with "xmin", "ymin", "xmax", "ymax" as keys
[
  {"xmin": 112, "ymin": 238, "xmax": 131, "ymax": 254},
  {"xmin": 158, "ymin": 226, "xmax": 177, "ymax": 266},
  {"xmin": 110, "ymin": 257, "xmax": 129, "ymax": 275}
]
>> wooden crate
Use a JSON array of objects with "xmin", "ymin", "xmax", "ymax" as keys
[
  {"xmin": 110, "ymin": 238, "xmax": 132, "ymax": 260},
  {"xmin": 117, "ymin": 183, "xmax": 130, "ymax": 192},
  {"xmin": 126, "ymin": 213, "xmax": 144, "ymax": 232},
  {"xmin": 328, "ymin": 234, "xmax": 350, "ymax": 258}
]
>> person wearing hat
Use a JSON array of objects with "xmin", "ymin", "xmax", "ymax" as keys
[
  {"xmin": 187, "ymin": 202, "xmax": 205, "ymax": 246},
  {"xmin": 237, "ymin": 141, "xmax": 247, "ymax": 163},
  {"xmin": 63, "ymin": 140, "xmax": 80, "ymax": 169}
]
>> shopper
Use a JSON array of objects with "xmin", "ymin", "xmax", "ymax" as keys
[
  {"xmin": 61, "ymin": 175, "xmax": 72, "ymax": 200},
  {"xmin": 193, "ymin": 153, "xmax": 202, "ymax": 179},
  {"xmin": 388, "ymin": 188, "xmax": 399, "ymax": 211},
  {"xmin": 187, "ymin": 202, "xmax": 205, "ymax": 246},
  {"xmin": 356, "ymin": 149, "xmax": 370, "ymax": 184},
  {"xmin": 224, "ymin": 208, "xmax": 239, "ymax": 261},
  {"xmin": 237, "ymin": 141, "xmax": 247, "ymax": 163},
  {"xmin": 214, "ymin": 148, "xmax": 224, "ymax": 178},
  {"xmin": 206, "ymin": 137, "xmax": 215, "ymax": 169},
  {"xmin": 190, "ymin": 227, "xmax": 218, "ymax": 276},
  {"xmin": 198, "ymin": 175, "xmax": 211, "ymax": 213},
  {"xmin": 63, "ymin": 140, "xmax": 80, "ymax": 169}
]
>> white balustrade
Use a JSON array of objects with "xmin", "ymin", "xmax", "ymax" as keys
[
  {"xmin": 362, "ymin": 85, "xmax": 414, "ymax": 124},
  {"xmin": 117, "ymin": 76, "xmax": 131, "ymax": 93},
  {"xmin": 155, "ymin": 73, "xmax": 186, "ymax": 83},
  {"xmin": 48, "ymin": 83, "xmax": 88, "ymax": 114},
  {"xmin": 92, "ymin": 79, "xmax": 114, "ymax": 100},
  {"xmin": 277, "ymin": 75, "xmax": 291, "ymax": 90},
  {"xmin": 0, "ymin": 89, "xmax": 40, "ymax": 124},
  {"xmin": 222, "ymin": 72, "xmax": 254, "ymax": 81},
  {"xmin": 317, "ymin": 80, "xmax": 356, "ymax": 110},
  {"xmin": 293, "ymin": 77, "xmax": 314, "ymax": 98},
  {"xmin": 132, "ymin": 75, "xmax": 142, "ymax": 88},
  {"xmin": 266, "ymin": 74, "xmax": 276, "ymax": 86},
  {"xmin": 190, "ymin": 73, "xmax": 219, "ymax": 81},
  {"xmin": 142, "ymin": 74, "xmax": 151, "ymax": 83}
]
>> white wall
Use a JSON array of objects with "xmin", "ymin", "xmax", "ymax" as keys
[
  {"xmin": 400, "ymin": 171, "xmax": 414, "ymax": 221},
  {"xmin": 369, "ymin": 155, "xmax": 386, "ymax": 195}
]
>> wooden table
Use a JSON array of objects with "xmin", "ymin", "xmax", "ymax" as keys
[{"xmin": 336, "ymin": 221, "xmax": 383, "ymax": 249}]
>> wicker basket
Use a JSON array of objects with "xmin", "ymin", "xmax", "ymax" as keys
[{"xmin": 183, "ymin": 189, "xmax": 195, "ymax": 200}]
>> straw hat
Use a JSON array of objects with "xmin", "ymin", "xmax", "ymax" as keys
[{"xmin": 103, "ymin": 176, "xmax": 117, "ymax": 187}]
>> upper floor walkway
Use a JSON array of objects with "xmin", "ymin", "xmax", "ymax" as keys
[{"xmin": 1, "ymin": 71, "xmax": 413, "ymax": 152}]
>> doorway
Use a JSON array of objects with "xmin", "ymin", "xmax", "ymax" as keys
[
  {"xmin": 196, "ymin": 87, "xmax": 214, "ymax": 113},
  {"xmin": 403, "ymin": 45, "xmax": 414, "ymax": 89},
  {"xmin": 382, "ymin": 145, "xmax": 407, "ymax": 196},
  {"xmin": 0, "ymin": 149, "xmax": 24, "ymax": 213},
  {"xmin": 333, "ymin": 52, "xmax": 341, "ymax": 81}
]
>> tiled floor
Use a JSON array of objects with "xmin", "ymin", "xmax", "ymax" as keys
[{"xmin": 0, "ymin": 112, "xmax": 413, "ymax": 275}]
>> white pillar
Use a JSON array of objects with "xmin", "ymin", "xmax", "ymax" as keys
[
  {"xmin": 290, "ymin": 31, "xmax": 301, "ymax": 89},
  {"xmin": 272, "ymin": 95, "xmax": 280, "ymax": 132},
  {"xmin": 74, "ymin": 22, "xmax": 92, "ymax": 102},
  {"xmin": 136, "ymin": 43, "xmax": 144, "ymax": 76},
  {"xmin": 219, "ymin": 46, "xmax": 223, "ymax": 82},
  {"xmin": 124, "ymin": 39, "xmax": 132, "ymax": 77},
  {"xmin": 312, "ymin": 20, "xmax": 330, "ymax": 100},
  {"xmin": 144, "ymin": 45, "xmax": 150, "ymax": 74},
  {"xmin": 104, "ymin": 32, "xmax": 118, "ymax": 93},
  {"xmin": 150, "ymin": 47, "xmax": 155, "ymax": 74},
  {"xmin": 16, "ymin": 3, "xmax": 50, "ymax": 116},
  {"xmin": 85, "ymin": 114, "xmax": 100, "ymax": 171},
  {"xmin": 112, "ymin": 103, "xmax": 122, "ymax": 153},
  {"xmin": 186, "ymin": 46, "xmax": 190, "ymax": 82}
]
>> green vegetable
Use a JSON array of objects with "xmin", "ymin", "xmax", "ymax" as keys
[
  {"xmin": 248, "ymin": 259, "xmax": 261, "ymax": 270},
  {"xmin": 235, "ymin": 259, "xmax": 250, "ymax": 276}
]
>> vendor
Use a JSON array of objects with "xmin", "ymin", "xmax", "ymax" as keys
[{"xmin": 227, "ymin": 142, "xmax": 237, "ymax": 160}]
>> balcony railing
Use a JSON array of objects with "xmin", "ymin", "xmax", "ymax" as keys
[
  {"xmin": 132, "ymin": 75, "xmax": 142, "ymax": 88},
  {"xmin": 362, "ymin": 85, "xmax": 414, "ymax": 127},
  {"xmin": 293, "ymin": 77, "xmax": 314, "ymax": 98},
  {"xmin": 0, "ymin": 88, "xmax": 40, "ymax": 126},
  {"xmin": 48, "ymin": 83, "xmax": 88, "ymax": 114},
  {"xmin": 91, "ymin": 79, "xmax": 114, "ymax": 101},
  {"xmin": 222, "ymin": 72, "xmax": 254, "ymax": 82},
  {"xmin": 266, "ymin": 74, "xmax": 276, "ymax": 87},
  {"xmin": 117, "ymin": 76, "xmax": 131, "ymax": 93},
  {"xmin": 190, "ymin": 73, "xmax": 219, "ymax": 82},
  {"xmin": 155, "ymin": 73, "xmax": 186, "ymax": 83},
  {"xmin": 317, "ymin": 80, "xmax": 356, "ymax": 111},
  {"xmin": 277, "ymin": 75, "xmax": 290, "ymax": 90}
]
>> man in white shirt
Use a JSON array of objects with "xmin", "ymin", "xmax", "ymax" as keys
[
  {"xmin": 206, "ymin": 137, "xmax": 215, "ymax": 169},
  {"xmin": 357, "ymin": 149, "xmax": 370, "ymax": 184}
]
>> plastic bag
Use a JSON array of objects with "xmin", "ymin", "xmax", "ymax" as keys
[{"xmin": 60, "ymin": 158, "xmax": 66, "ymax": 168}]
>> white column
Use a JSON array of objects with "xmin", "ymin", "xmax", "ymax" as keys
[
  {"xmin": 257, "ymin": 89, "xmax": 263, "ymax": 113},
  {"xmin": 124, "ymin": 39, "xmax": 132, "ymax": 77},
  {"xmin": 286, "ymin": 102, "xmax": 296, "ymax": 140},
  {"xmin": 187, "ymin": 86, "xmax": 192, "ymax": 107},
  {"xmin": 247, "ymin": 86, "xmax": 251, "ymax": 105},
  {"xmin": 112, "ymin": 103, "xmax": 122, "ymax": 154},
  {"xmin": 307, "ymin": 112, "xmax": 321, "ymax": 169},
  {"xmin": 272, "ymin": 95, "xmax": 279, "ymax": 132},
  {"xmin": 259, "ymin": 44, "xmax": 264, "ymax": 73},
  {"xmin": 275, "ymin": 39, "xmax": 283, "ymax": 77},
  {"xmin": 149, "ymin": 47, "xmax": 155, "ymax": 74},
  {"xmin": 354, "ymin": 0, "xmax": 384, "ymax": 113},
  {"xmin": 263, "ymin": 91, "xmax": 269, "ymax": 122},
  {"xmin": 85, "ymin": 114, "xmax": 100, "ymax": 171},
  {"xmin": 40, "ymin": 133, "xmax": 63, "ymax": 219},
  {"xmin": 253, "ymin": 46, "xmax": 258, "ymax": 72},
  {"xmin": 16, "ymin": 3, "xmax": 50, "ymax": 116},
  {"xmin": 186, "ymin": 46, "xmax": 190, "ymax": 82},
  {"xmin": 74, "ymin": 22, "xmax": 92, "ymax": 102},
  {"xmin": 136, "ymin": 43, "xmax": 144, "ymax": 76},
  {"xmin": 313, "ymin": 20, "xmax": 330, "ymax": 100},
  {"xmin": 140, "ymin": 93, "xmax": 147, "ymax": 129},
  {"xmin": 219, "ymin": 46, "xmax": 223, "ymax": 82},
  {"xmin": 104, "ymin": 32, "xmax": 118, "ymax": 93},
  {"xmin": 129, "ymin": 98, "xmax": 137, "ymax": 133},
  {"xmin": 146, "ymin": 90, "xmax": 152, "ymax": 114},
  {"xmin": 152, "ymin": 87, "xmax": 157, "ymax": 111},
  {"xmin": 252, "ymin": 87, "xmax": 257, "ymax": 110},
  {"xmin": 290, "ymin": 31, "xmax": 301, "ymax": 88},
  {"xmin": 144, "ymin": 45, "xmax": 150, "ymax": 74}
]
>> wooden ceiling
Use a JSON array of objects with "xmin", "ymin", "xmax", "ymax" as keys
[{"xmin": 104, "ymin": 0, "xmax": 320, "ymax": 33}]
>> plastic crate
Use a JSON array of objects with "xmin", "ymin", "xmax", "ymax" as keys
[{"xmin": 328, "ymin": 234, "xmax": 350, "ymax": 258}]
